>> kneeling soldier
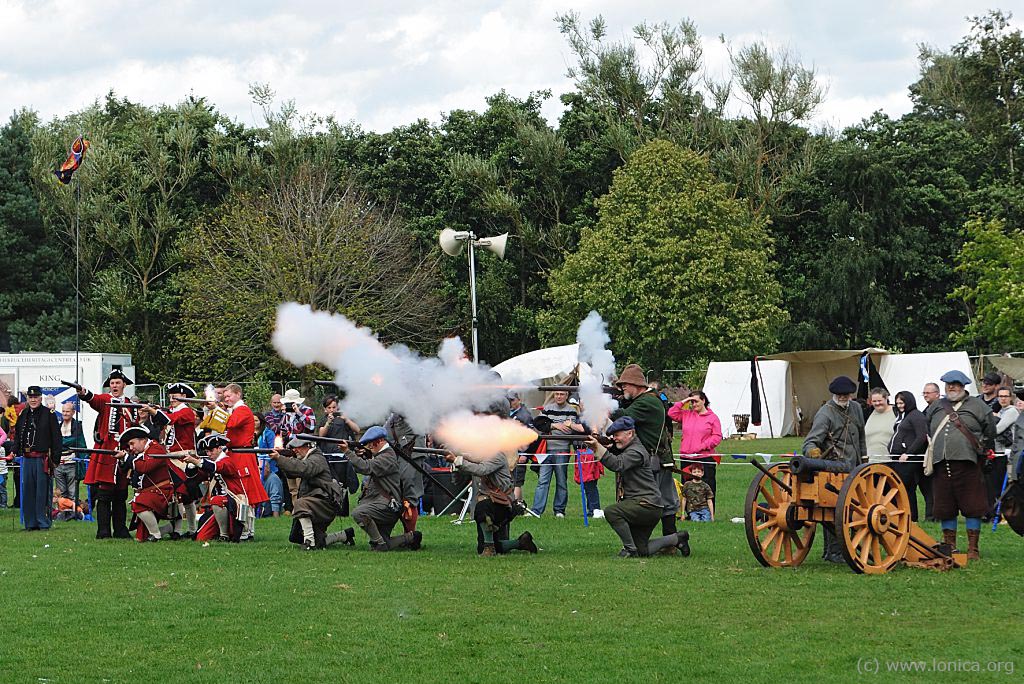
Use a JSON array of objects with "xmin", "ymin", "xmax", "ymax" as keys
[
  {"xmin": 120, "ymin": 425, "xmax": 173, "ymax": 542},
  {"xmin": 588, "ymin": 416, "xmax": 690, "ymax": 558},
  {"xmin": 445, "ymin": 449, "xmax": 538, "ymax": 556},
  {"xmin": 340, "ymin": 426, "xmax": 421, "ymax": 551},
  {"xmin": 272, "ymin": 435, "xmax": 354, "ymax": 550}
]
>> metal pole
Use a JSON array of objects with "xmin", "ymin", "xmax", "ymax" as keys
[
  {"xmin": 467, "ymin": 233, "xmax": 479, "ymax": 364},
  {"xmin": 75, "ymin": 178, "xmax": 81, "ymax": 383}
]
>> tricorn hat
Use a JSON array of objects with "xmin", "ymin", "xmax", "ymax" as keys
[
  {"xmin": 104, "ymin": 369, "xmax": 134, "ymax": 387},
  {"xmin": 197, "ymin": 432, "xmax": 230, "ymax": 451},
  {"xmin": 118, "ymin": 425, "xmax": 150, "ymax": 446},
  {"xmin": 165, "ymin": 382, "xmax": 197, "ymax": 398},
  {"xmin": 615, "ymin": 364, "xmax": 648, "ymax": 388}
]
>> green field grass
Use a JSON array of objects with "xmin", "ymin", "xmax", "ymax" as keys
[{"xmin": 0, "ymin": 438, "xmax": 1021, "ymax": 683}]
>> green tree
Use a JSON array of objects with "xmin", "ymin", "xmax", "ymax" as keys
[
  {"xmin": 0, "ymin": 110, "xmax": 74, "ymax": 351},
  {"xmin": 173, "ymin": 159, "xmax": 444, "ymax": 380},
  {"xmin": 541, "ymin": 139, "xmax": 787, "ymax": 369},
  {"xmin": 952, "ymin": 217, "xmax": 1024, "ymax": 352}
]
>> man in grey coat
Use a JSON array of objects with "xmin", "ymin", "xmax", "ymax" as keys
[
  {"xmin": 802, "ymin": 376, "xmax": 867, "ymax": 563},
  {"xmin": 923, "ymin": 370, "xmax": 996, "ymax": 560},
  {"xmin": 587, "ymin": 416, "xmax": 690, "ymax": 558},
  {"xmin": 340, "ymin": 426, "xmax": 421, "ymax": 551},
  {"xmin": 272, "ymin": 435, "xmax": 354, "ymax": 550}
]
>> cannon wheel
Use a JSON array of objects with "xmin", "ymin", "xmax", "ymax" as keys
[
  {"xmin": 835, "ymin": 463, "xmax": 912, "ymax": 574},
  {"xmin": 744, "ymin": 463, "xmax": 816, "ymax": 567}
]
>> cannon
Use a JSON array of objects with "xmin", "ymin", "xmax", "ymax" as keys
[{"xmin": 744, "ymin": 458, "xmax": 965, "ymax": 574}]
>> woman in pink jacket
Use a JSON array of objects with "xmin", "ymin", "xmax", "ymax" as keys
[{"xmin": 668, "ymin": 391, "xmax": 723, "ymax": 496}]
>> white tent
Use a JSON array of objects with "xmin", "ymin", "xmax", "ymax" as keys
[
  {"xmin": 492, "ymin": 344, "xmax": 595, "ymax": 409},
  {"xmin": 703, "ymin": 350, "xmax": 976, "ymax": 438}
]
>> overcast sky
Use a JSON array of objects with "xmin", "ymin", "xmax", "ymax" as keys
[{"xmin": 0, "ymin": 1, "xmax": 1016, "ymax": 133}]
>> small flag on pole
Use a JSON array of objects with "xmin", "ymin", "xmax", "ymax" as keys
[{"xmin": 54, "ymin": 135, "xmax": 89, "ymax": 184}]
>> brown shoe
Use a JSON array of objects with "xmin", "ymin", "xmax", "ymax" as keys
[
  {"xmin": 942, "ymin": 528, "xmax": 958, "ymax": 554},
  {"xmin": 481, "ymin": 544, "xmax": 496, "ymax": 557},
  {"xmin": 966, "ymin": 529, "xmax": 980, "ymax": 561}
]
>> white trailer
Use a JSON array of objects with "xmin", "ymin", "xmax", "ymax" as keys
[{"xmin": 0, "ymin": 352, "xmax": 138, "ymax": 442}]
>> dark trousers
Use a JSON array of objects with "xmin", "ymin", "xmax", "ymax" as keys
[
  {"xmin": 890, "ymin": 461, "xmax": 922, "ymax": 522},
  {"xmin": 606, "ymin": 500, "xmax": 675, "ymax": 555},
  {"xmin": 985, "ymin": 456, "xmax": 1009, "ymax": 517},
  {"xmin": 919, "ymin": 472, "xmax": 934, "ymax": 519},
  {"xmin": 93, "ymin": 486, "xmax": 129, "ymax": 539},
  {"xmin": 20, "ymin": 457, "xmax": 51, "ymax": 530}
]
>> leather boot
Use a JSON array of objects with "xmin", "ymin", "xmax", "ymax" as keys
[
  {"xmin": 676, "ymin": 530, "xmax": 691, "ymax": 557},
  {"xmin": 942, "ymin": 528, "xmax": 958, "ymax": 554},
  {"xmin": 481, "ymin": 543, "xmax": 496, "ymax": 557},
  {"xmin": 966, "ymin": 529, "xmax": 980, "ymax": 561},
  {"xmin": 822, "ymin": 525, "xmax": 845, "ymax": 563}
]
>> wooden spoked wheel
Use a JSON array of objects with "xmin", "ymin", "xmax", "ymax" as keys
[
  {"xmin": 745, "ymin": 463, "xmax": 816, "ymax": 567},
  {"xmin": 835, "ymin": 463, "xmax": 912, "ymax": 574}
]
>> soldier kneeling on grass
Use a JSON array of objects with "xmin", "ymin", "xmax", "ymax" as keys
[
  {"xmin": 271, "ymin": 435, "xmax": 354, "ymax": 551},
  {"xmin": 444, "ymin": 446, "xmax": 538, "ymax": 557},
  {"xmin": 586, "ymin": 416, "xmax": 690, "ymax": 558},
  {"xmin": 339, "ymin": 426, "xmax": 422, "ymax": 551}
]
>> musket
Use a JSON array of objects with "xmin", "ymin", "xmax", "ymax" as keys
[
  {"xmin": 68, "ymin": 447, "xmax": 119, "ymax": 455},
  {"xmin": 177, "ymin": 397, "xmax": 219, "ymax": 405},
  {"xmin": 103, "ymin": 401, "xmax": 166, "ymax": 410},
  {"xmin": 411, "ymin": 446, "xmax": 448, "ymax": 456},
  {"xmin": 60, "ymin": 379, "xmax": 84, "ymax": 391},
  {"xmin": 296, "ymin": 434, "xmax": 460, "ymax": 501},
  {"xmin": 313, "ymin": 380, "xmax": 337, "ymax": 387},
  {"xmin": 535, "ymin": 384, "xmax": 622, "ymax": 396}
]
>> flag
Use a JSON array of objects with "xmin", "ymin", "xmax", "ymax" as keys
[{"xmin": 54, "ymin": 135, "xmax": 89, "ymax": 184}]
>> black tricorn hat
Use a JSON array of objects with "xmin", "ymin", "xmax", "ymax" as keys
[
  {"xmin": 166, "ymin": 382, "xmax": 197, "ymax": 398},
  {"xmin": 104, "ymin": 369, "xmax": 134, "ymax": 387},
  {"xmin": 118, "ymin": 425, "xmax": 150, "ymax": 446}
]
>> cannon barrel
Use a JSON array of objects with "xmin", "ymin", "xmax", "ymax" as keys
[{"xmin": 789, "ymin": 456, "xmax": 853, "ymax": 476}]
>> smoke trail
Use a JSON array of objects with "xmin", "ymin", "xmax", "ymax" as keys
[
  {"xmin": 272, "ymin": 303, "xmax": 506, "ymax": 433},
  {"xmin": 433, "ymin": 411, "xmax": 538, "ymax": 461},
  {"xmin": 576, "ymin": 311, "xmax": 618, "ymax": 429}
]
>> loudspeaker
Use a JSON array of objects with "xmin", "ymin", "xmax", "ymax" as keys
[
  {"xmin": 439, "ymin": 228, "xmax": 465, "ymax": 256},
  {"xmin": 480, "ymin": 232, "xmax": 508, "ymax": 259}
]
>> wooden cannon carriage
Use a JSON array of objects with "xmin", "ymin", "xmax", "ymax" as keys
[{"xmin": 744, "ymin": 457, "xmax": 966, "ymax": 574}]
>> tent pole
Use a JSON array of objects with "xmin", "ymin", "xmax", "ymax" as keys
[{"xmin": 755, "ymin": 358, "xmax": 774, "ymax": 437}]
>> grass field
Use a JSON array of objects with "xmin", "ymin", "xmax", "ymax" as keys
[{"xmin": 0, "ymin": 437, "xmax": 1021, "ymax": 683}]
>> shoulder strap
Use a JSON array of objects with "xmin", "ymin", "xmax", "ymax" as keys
[{"xmin": 940, "ymin": 399, "xmax": 982, "ymax": 453}]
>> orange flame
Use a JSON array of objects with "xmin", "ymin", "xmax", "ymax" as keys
[
  {"xmin": 433, "ymin": 412, "xmax": 538, "ymax": 461},
  {"xmin": 370, "ymin": 374, "xmax": 384, "ymax": 386}
]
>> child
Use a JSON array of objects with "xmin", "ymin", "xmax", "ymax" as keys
[{"xmin": 680, "ymin": 463, "xmax": 714, "ymax": 522}]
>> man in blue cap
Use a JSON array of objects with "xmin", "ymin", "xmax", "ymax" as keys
[
  {"xmin": 586, "ymin": 416, "xmax": 690, "ymax": 558},
  {"xmin": 802, "ymin": 375, "xmax": 867, "ymax": 563},
  {"xmin": 339, "ymin": 426, "xmax": 421, "ymax": 551},
  {"xmin": 923, "ymin": 369, "xmax": 995, "ymax": 560}
]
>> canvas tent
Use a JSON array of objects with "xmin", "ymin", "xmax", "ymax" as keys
[
  {"xmin": 704, "ymin": 350, "xmax": 976, "ymax": 438},
  {"xmin": 492, "ymin": 344, "xmax": 595, "ymax": 409}
]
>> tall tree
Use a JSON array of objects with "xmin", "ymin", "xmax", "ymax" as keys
[
  {"xmin": 541, "ymin": 139, "xmax": 787, "ymax": 369},
  {"xmin": 0, "ymin": 110, "xmax": 74, "ymax": 351}
]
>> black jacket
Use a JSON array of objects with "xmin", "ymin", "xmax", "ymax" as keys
[
  {"xmin": 888, "ymin": 392, "xmax": 928, "ymax": 456},
  {"xmin": 15, "ymin": 405, "xmax": 61, "ymax": 465}
]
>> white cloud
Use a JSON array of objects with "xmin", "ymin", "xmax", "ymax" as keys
[{"xmin": 0, "ymin": 0, "xmax": 1016, "ymax": 132}]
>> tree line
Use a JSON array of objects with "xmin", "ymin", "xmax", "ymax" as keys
[{"xmin": 0, "ymin": 10, "xmax": 1021, "ymax": 383}]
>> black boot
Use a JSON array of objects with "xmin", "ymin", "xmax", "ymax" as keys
[
  {"xmin": 676, "ymin": 530, "xmax": 691, "ymax": 557},
  {"xmin": 95, "ymin": 496, "xmax": 112, "ymax": 539},
  {"xmin": 112, "ymin": 492, "xmax": 130, "ymax": 539},
  {"xmin": 517, "ymin": 531, "xmax": 538, "ymax": 554},
  {"xmin": 822, "ymin": 525, "xmax": 844, "ymax": 563}
]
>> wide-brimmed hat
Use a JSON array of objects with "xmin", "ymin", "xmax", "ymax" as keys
[
  {"xmin": 615, "ymin": 364, "xmax": 647, "ymax": 388},
  {"xmin": 282, "ymin": 388, "xmax": 305, "ymax": 405}
]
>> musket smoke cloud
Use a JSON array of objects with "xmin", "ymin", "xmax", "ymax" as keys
[
  {"xmin": 272, "ymin": 303, "xmax": 506, "ymax": 433},
  {"xmin": 576, "ymin": 311, "xmax": 617, "ymax": 429},
  {"xmin": 433, "ymin": 411, "xmax": 538, "ymax": 461}
]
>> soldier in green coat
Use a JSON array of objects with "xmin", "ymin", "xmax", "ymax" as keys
[
  {"xmin": 272, "ymin": 436, "xmax": 354, "ymax": 550},
  {"xmin": 802, "ymin": 375, "xmax": 866, "ymax": 563},
  {"xmin": 612, "ymin": 364, "xmax": 679, "ymax": 538},
  {"xmin": 588, "ymin": 416, "xmax": 690, "ymax": 558}
]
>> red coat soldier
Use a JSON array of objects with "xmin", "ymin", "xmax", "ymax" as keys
[
  {"xmin": 119, "ymin": 426, "xmax": 174, "ymax": 542},
  {"xmin": 78, "ymin": 368, "xmax": 139, "ymax": 539},
  {"xmin": 222, "ymin": 383, "xmax": 268, "ymax": 541}
]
